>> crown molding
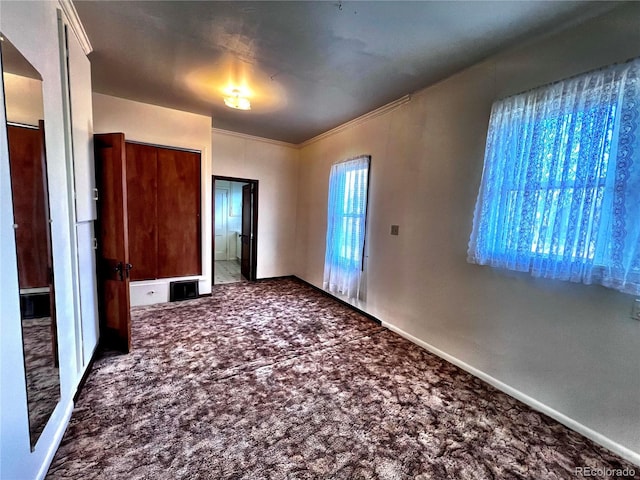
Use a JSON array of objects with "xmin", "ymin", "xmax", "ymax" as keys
[
  {"xmin": 214, "ymin": 94, "xmax": 411, "ymax": 149},
  {"xmin": 212, "ymin": 128, "xmax": 298, "ymax": 149},
  {"xmin": 58, "ymin": 0, "xmax": 93, "ymax": 55},
  {"xmin": 299, "ymin": 95, "xmax": 411, "ymax": 148}
]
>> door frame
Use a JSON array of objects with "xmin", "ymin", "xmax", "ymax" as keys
[
  {"xmin": 213, "ymin": 186, "xmax": 230, "ymax": 261},
  {"xmin": 212, "ymin": 176, "xmax": 258, "ymax": 283}
]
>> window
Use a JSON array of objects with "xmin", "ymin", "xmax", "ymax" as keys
[
  {"xmin": 324, "ymin": 155, "xmax": 370, "ymax": 300},
  {"xmin": 468, "ymin": 58, "xmax": 640, "ymax": 295}
]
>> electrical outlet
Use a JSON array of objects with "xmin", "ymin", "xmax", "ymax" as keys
[
  {"xmin": 632, "ymin": 299, "xmax": 640, "ymax": 321},
  {"xmin": 390, "ymin": 225, "xmax": 399, "ymax": 236}
]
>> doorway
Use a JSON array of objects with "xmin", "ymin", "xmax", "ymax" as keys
[{"xmin": 213, "ymin": 176, "xmax": 258, "ymax": 285}]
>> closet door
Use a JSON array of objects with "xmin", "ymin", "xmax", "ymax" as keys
[
  {"xmin": 156, "ymin": 147, "xmax": 201, "ymax": 278},
  {"xmin": 7, "ymin": 125, "xmax": 49, "ymax": 288},
  {"xmin": 125, "ymin": 142, "xmax": 158, "ymax": 281},
  {"xmin": 94, "ymin": 133, "xmax": 131, "ymax": 352}
]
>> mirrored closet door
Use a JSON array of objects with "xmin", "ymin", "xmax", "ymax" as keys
[{"xmin": 2, "ymin": 32, "xmax": 60, "ymax": 449}]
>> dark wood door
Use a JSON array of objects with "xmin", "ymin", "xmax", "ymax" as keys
[
  {"xmin": 241, "ymin": 184, "xmax": 252, "ymax": 280},
  {"xmin": 9, "ymin": 122, "xmax": 58, "ymax": 364},
  {"xmin": 7, "ymin": 124, "xmax": 49, "ymax": 289},
  {"xmin": 157, "ymin": 147, "xmax": 201, "ymax": 278},
  {"xmin": 94, "ymin": 133, "xmax": 132, "ymax": 353},
  {"xmin": 125, "ymin": 142, "xmax": 158, "ymax": 281}
]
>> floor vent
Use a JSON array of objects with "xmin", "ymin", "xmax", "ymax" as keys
[
  {"xmin": 20, "ymin": 293, "xmax": 51, "ymax": 319},
  {"xmin": 169, "ymin": 280, "xmax": 199, "ymax": 302}
]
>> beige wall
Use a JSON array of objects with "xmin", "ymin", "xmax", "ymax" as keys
[
  {"xmin": 295, "ymin": 3, "xmax": 640, "ymax": 463},
  {"xmin": 3, "ymin": 73, "xmax": 44, "ymax": 126},
  {"xmin": 92, "ymin": 96, "xmax": 300, "ymax": 294},
  {"xmin": 212, "ymin": 129, "xmax": 299, "ymax": 279},
  {"xmin": 92, "ymin": 93, "xmax": 213, "ymax": 299}
]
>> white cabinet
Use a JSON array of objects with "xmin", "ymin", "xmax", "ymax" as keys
[
  {"xmin": 66, "ymin": 20, "xmax": 97, "ymax": 222},
  {"xmin": 76, "ymin": 222, "xmax": 99, "ymax": 364},
  {"xmin": 59, "ymin": 9, "xmax": 99, "ymax": 381},
  {"xmin": 130, "ymin": 281, "xmax": 170, "ymax": 306}
]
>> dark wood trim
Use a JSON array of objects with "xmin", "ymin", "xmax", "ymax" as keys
[
  {"xmin": 213, "ymin": 175, "xmax": 256, "ymax": 184},
  {"xmin": 361, "ymin": 155, "xmax": 372, "ymax": 272},
  {"xmin": 211, "ymin": 177, "xmax": 215, "ymax": 283},
  {"xmin": 292, "ymin": 276, "xmax": 382, "ymax": 326},
  {"xmin": 125, "ymin": 139, "xmax": 201, "ymax": 154},
  {"xmin": 251, "ymin": 182, "xmax": 259, "ymax": 282},
  {"xmin": 212, "ymin": 176, "xmax": 259, "ymax": 283}
]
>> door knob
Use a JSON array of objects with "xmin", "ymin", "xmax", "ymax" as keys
[{"xmin": 114, "ymin": 261, "xmax": 124, "ymax": 281}]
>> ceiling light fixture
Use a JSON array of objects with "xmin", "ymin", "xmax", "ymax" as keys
[{"xmin": 224, "ymin": 89, "xmax": 251, "ymax": 110}]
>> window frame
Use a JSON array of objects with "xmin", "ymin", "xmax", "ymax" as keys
[
  {"xmin": 481, "ymin": 91, "xmax": 619, "ymax": 267},
  {"xmin": 335, "ymin": 165, "xmax": 370, "ymax": 265}
]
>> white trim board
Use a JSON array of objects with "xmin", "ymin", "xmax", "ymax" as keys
[
  {"xmin": 212, "ymin": 127, "xmax": 298, "ymax": 149},
  {"xmin": 382, "ymin": 321, "xmax": 640, "ymax": 467},
  {"xmin": 58, "ymin": 0, "xmax": 93, "ymax": 55},
  {"xmin": 213, "ymin": 94, "xmax": 411, "ymax": 149},
  {"xmin": 299, "ymin": 95, "xmax": 411, "ymax": 148},
  {"xmin": 35, "ymin": 400, "xmax": 73, "ymax": 480}
]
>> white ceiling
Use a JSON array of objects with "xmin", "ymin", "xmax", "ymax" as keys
[{"xmin": 74, "ymin": 1, "xmax": 620, "ymax": 144}]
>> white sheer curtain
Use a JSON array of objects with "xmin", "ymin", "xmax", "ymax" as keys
[
  {"xmin": 323, "ymin": 155, "xmax": 370, "ymax": 300},
  {"xmin": 468, "ymin": 58, "xmax": 640, "ymax": 295}
]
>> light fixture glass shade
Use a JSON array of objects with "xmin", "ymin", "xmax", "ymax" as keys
[{"xmin": 224, "ymin": 89, "xmax": 251, "ymax": 110}]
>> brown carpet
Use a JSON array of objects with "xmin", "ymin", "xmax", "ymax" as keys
[
  {"xmin": 47, "ymin": 278, "xmax": 637, "ymax": 479},
  {"xmin": 22, "ymin": 316, "xmax": 60, "ymax": 446}
]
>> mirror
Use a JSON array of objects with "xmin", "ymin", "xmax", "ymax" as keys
[{"xmin": 1, "ymin": 33, "xmax": 60, "ymax": 449}]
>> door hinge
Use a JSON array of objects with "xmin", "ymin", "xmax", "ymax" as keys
[
  {"xmin": 93, "ymin": 238, "xmax": 98, "ymax": 250},
  {"xmin": 93, "ymin": 188, "xmax": 99, "ymax": 201}
]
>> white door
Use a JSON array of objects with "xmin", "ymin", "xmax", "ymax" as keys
[{"xmin": 214, "ymin": 188, "xmax": 228, "ymax": 260}]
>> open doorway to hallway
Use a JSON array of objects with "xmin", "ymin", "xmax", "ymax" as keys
[{"xmin": 213, "ymin": 176, "xmax": 258, "ymax": 285}]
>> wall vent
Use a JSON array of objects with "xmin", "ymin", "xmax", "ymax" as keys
[
  {"xmin": 169, "ymin": 280, "xmax": 199, "ymax": 302},
  {"xmin": 20, "ymin": 293, "xmax": 51, "ymax": 319}
]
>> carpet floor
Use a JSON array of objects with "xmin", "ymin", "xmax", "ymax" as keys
[
  {"xmin": 47, "ymin": 278, "xmax": 636, "ymax": 479},
  {"xmin": 22, "ymin": 316, "xmax": 60, "ymax": 446}
]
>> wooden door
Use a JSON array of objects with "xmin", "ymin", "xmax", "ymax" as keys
[
  {"xmin": 240, "ymin": 184, "xmax": 252, "ymax": 280},
  {"xmin": 125, "ymin": 142, "xmax": 158, "ymax": 281},
  {"xmin": 156, "ymin": 147, "xmax": 201, "ymax": 278},
  {"xmin": 214, "ymin": 187, "xmax": 229, "ymax": 261},
  {"xmin": 94, "ymin": 133, "xmax": 131, "ymax": 353},
  {"xmin": 7, "ymin": 125, "xmax": 49, "ymax": 289},
  {"xmin": 8, "ymin": 122, "xmax": 58, "ymax": 364}
]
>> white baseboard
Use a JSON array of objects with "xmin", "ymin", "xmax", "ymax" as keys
[
  {"xmin": 35, "ymin": 400, "xmax": 74, "ymax": 480},
  {"xmin": 382, "ymin": 321, "xmax": 640, "ymax": 467}
]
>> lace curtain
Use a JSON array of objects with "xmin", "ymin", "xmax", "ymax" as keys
[
  {"xmin": 468, "ymin": 58, "xmax": 640, "ymax": 295},
  {"xmin": 324, "ymin": 155, "xmax": 370, "ymax": 300}
]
